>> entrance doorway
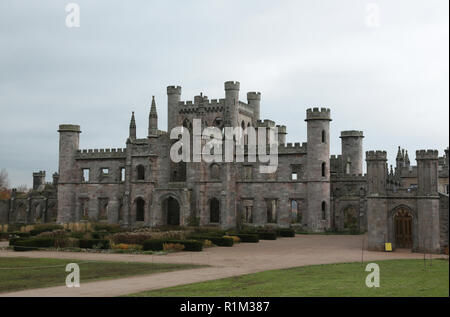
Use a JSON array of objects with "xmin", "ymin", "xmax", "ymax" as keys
[
  {"xmin": 210, "ymin": 198, "xmax": 220, "ymax": 223},
  {"xmin": 164, "ymin": 196, "xmax": 180, "ymax": 226},
  {"xmin": 394, "ymin": 209, "xmax": 413, "ymax": 248}
]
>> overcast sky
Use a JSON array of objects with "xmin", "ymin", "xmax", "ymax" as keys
[{"xmin": 0, "ymin": 0, "xmax": 448, "ymax": 188}]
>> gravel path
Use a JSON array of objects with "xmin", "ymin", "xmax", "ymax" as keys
[{"xmin": 0, "ymin": 234, "xmax": 438, "ymax": 297}]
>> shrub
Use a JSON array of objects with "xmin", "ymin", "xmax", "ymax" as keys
[
  {"xmin": 202, "ymin": 239, "xmax": 214, "ymax": 248},
  {"xmin": 224, "ymin": 235, "xmax": 240, "ymax": 243},
  {"xmin": 79, "ymin": 239, "xmax": 110, "ymax": 250},
  {"xmin": 111, "ymin": 243, "xmax": 142, "ymax": 251},
  {"xmin": 29, "ymin": 224, "xmax": 63, "ymax": 236},
  {"xmin": 163, "ymin": 243, "xmax": 185, "ymax": 252},
  {"xmin": 142, "ymin": 239, "xmax": 203, "ymax": 252},
  {"xmin": 37, "ymin": 229, "xmax": 68, "ymax": 239},
  {"xmin": 111, "ymin": 231, "xmax": 187, "ymax": 245},
  {"xmin": 12, "ymin": 238, "xmax": 56, "ymax": 251},
  {"xmin": 92, "ymin": 223, "xmax": 123, "ymax": 233},
  {"xmin": 91, "ymin": 231, "xmax": 111, "ymax": 239},
  {"xmin": 235, "ymin": 234, "xmax": 259, "ymax": 243},
  {"xmin": 8, "ymin": 231, "xmax": 31, "ymax": 238},
  {"xmin": 258, "ymin": 232, "xmax": 277, "ymax": 240},
  {"xmin": 188, "ymin": 235, "xmax": 234, "ymax": 247},
  {"xmin": 276, "ymin": 228, "xmax": 296, "ymax": 237},
  {"xmin": 142, "ymin": 239, "xmax": 166, "ymax": 251}
]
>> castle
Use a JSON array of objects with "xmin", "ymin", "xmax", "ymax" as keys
[{"xmin": 0, "ymin": 81, "xmax": 448, "ymax": 253}]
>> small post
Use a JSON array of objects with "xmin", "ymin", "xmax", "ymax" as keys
[{"xmin": 361, "ymin": 235, "xmax": 364, "ymax": 267}]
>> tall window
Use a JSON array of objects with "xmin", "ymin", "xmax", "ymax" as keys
[
  {"xmin": 137, "ymin": 165, "xmax": 145, "ymax": 180},
  {"xmin": 321, "ymin": 130, "xmax": 326, "ymax": 143},
  {"xmin": 136, "ymin": 198, "xmax": 145, "ymax": 221},
  {"xmin": 321, "ymin": 162, "xmax": 326, "ymax": 177},
  {"xmin": 120, "ymin": 167, "xmax": 126, "ymax": 182},
  {"xmin": 82, "ymin": 169, "xmax": 90, "ymax": 182},
  {"xmin": 210, "ymin": 198, "xmax": 220, "ymax": 223},
  {"xmin": 321, "ymin": 201, "xmax": 326, "ymax": 220}
]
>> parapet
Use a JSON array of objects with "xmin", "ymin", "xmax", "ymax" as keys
[
  {"xmin": 305, "ymin": 107, "xmax": 331, "ymax": 121},
  {"xmin": 366, "ymin": 150, "xmax": 387, "ymax": 161},
  {"xmin": 340, "ymin": 130, "xmax": 364, "ymax": 138},
  {"xmin": 224, "ymin": 81, "xmax": 240, "ymax": 91},
  {"xmin": 33, "ymin": 171, "xmax": 46, "ymax": 177},
  {"xmin": 247, "ymin": 92, "xmax": 261, "ymax": 101},
  {"xmin": 75, "ymin": 148, "xmax": 127, "ymax": 160},
  {"xmin": 276, "ymin": 125, "xmax": 287, "ymax": 134},
  {"xmin": 278, "ymin": 142, "xmax": 307, "ymax": 154},
  {"xmin": 416, "ymin": 149, "xmax": 439, "ymax": 160},
  {"xmin": 256, "ymin": 119, "xmax": 276, "ymax": 128},
  {"xmin": 58, "ymin": 124, "xmax": 81, "ymax": 133},
  {"xmin": 167, "ymin": 86, "xmax": 182, "ymax": 95}
]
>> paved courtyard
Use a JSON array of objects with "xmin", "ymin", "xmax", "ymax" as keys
[{"xmin": 0, "ymin": 234, "xmax": 439, "ymax": 297}]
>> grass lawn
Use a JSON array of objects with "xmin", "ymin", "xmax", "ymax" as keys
[
  {"xmin": 0, "ymin": 257, "xmax": 203, "ymax": 293},
  {"xmin": 129, "ymin": 259, "xmax": 449, "ymax": 297}
]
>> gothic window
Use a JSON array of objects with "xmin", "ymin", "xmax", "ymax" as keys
[
  {"xmin": 243, "ymin": 166, "xmax": 253, "ymax": 180},
  {"xmin": 322, "ymin": 162, "xmax": 326, "ymax": 177},
  {"xmin": 210, "ymin": 164, "xmax": 220, "ymax": 180},
  {"xmin": 120, "ymin": 167, "xmax": 125, "ymax": 182},
  {"xmin": 266, "ymin": 199, "xmax": 277, "ymax": 223},
  {"xmin": 137, "ymin": 165, "xmax": 145, "ymax": 180},
  {"xmin": 209, "ymin": 198, "xmax": 220, "ymax": 223},
  {"xmin": 136, "ymin": 198, "xmax": 145, "ymax": 222},
  {"xmin": 82, "ymin": 169, "xmax": 90, "ymax": 182},
  {"xmin": 321, "ymin": 201, "xmax": 326, "ymax": 220},
  {"xmin": 322, "ymin": 130, "xmax": 326, "ymax": 143}
]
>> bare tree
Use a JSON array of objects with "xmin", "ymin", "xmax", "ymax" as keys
[
  {"xmin": 16, "ymin": 184, "xmax": 28, "ymax": 193},
  {"xmin": 0, "ymin": 169, "xmax": 9, "ymax": 189}
]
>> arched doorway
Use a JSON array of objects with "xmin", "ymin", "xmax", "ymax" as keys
[
  {"xmin": 343, "ymin": 206, "xmax": 358, "ymax": 229},
  {"xmin": 163, "ymin": 196, "xmax": 180, "ymax": 226},
  {"xmin": 136, "ymin": 198, "xmax": 145, "ymax": 222},
  {"xmin": 210, "ymin": 198, "xmax": 220, "ymax": 223},
  {"xmin": 394, "ymin": 208, "xmax": 413, "ymax": 248}
]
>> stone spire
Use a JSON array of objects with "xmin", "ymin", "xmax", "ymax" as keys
[
  {"xmin": 404, "ymin": 150, "xmax": 410, "ymax": 168},
  {"xmin": 396, "ymin": 146, "xmax": 404, "ymax": 173},
  {"xmin": 148, "ymin": 96, "xmax": 158, "ymax": 137},
  {"xmin": 129, "ymin": 111, "xmax": 136, "ymax": 140}
]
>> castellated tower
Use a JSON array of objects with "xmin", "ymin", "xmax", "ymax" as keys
[
  {"xmin": 247, "ymin": 91, "xmax": 261, "ymax": 124},
  {"xmin": 57, "ymin": 124, "xmax": 81, "ymax": 223},
  {"xmin": 416, "ymin": 150, "xmax": 440, "ymax": 252},
  {"xmin": 366, "ymin": 150, "xmax": 388, "ymax": 250},
  {"xmin": 224, "ymin": 81, "xmax": 240, "ymax": 127},
  {"xmin": 167, "ymin": 85, "xmax": 182, "ymax": 132},
  {"xmin": 305, "ymin": 107, "xmax": 331, "ymax": 231},
  {"xmin": 340, "ymin": 130, "xmax": 364, "ymax": 175}
]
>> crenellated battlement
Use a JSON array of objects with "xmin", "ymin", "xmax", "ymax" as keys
[
  {"xmin": 278, "ymin": 142, "xmax": 307, "ymax": 154},
  {"xmin": 416, "ymin": 149, "xmax": 439, "ymax": 160},
  {"xmin": 75, "ymin": 148, "xmax": 127, "ymax": 160},
  {"xmin": 366, "ymin": 150, "xmax": 387, "ymax": 160},
  {"xmin": 224, "ymin": 81, "xmax": 240, "ymax": 90},
  {"xmin": 247, "ymin": 92, "xmax": 261, "ymax": 100},
  {"xmin": 305, "ymin": 107, "xmax": 331, "ymax": 121},
  {"xmin": 256, "ymin": 119, "xmax": 276, "ymax": 128},
  {"xmin": 340, "ymin": 130, "xmax": 364, "ymax": 138},
  {"xmin": 167, "ymin": 86, "xmax": 182, "ymax": 95},
  {"xmin": 276, "ymin": 125, "xmax": 287, "ymax": 133}
]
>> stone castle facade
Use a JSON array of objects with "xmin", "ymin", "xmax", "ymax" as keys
[{"xmin": 0, "ymin": 81, "xmax": 448, "ymax": 253}]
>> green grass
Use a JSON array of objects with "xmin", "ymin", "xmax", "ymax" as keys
[
  {"xmin": 128, "ymin": 259, "xmax": 449, "ymax": 297},
  {"xmin": 0, "ymin": 257, "xmax": 203, "ymax": 293}
]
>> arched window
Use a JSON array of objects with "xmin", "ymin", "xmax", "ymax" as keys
[
  {"xmin": 137, "ymin": 165, "xmax": 145, "ymax": 180},
  {"xmin": 321, "ymin": 201, "xmax": 326, "ymax": 220},
  {"xmin": 321, "ymin": 130, "xmax": 326, "ymax": 143},
  {"xmin": 210, "ymin": 164, "xmax": 220, "ymax": 180},
  {"xmin": 210, "ymin": 198, "xmax": 220, "ymax": 223},
  {"xmin": 136, "ymin": 198, "xmax": 145, "ymax": 221},
  {"xmin": 321, "ymin": 162, "xmax": 326, "ymax": 177}
]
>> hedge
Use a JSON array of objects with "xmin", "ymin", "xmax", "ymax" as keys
[
  {"xmin": 12, "ymin": 238, "xmax": 56, "ymax": 251},
  {"xmin": 276, "ymin": 228, "xmax": 296, "ymax": 237},
  {"xmin": 235, "ymin": 234, "xmax": 259, "ymax": 243},
  {"xmin": 189, "ymin": 235, "xmax": 234, "ymax": 247},
  {"xmin": 8, "ymin": 232, "xmax": 31, "ymax": 238},
  {"xmin": 142, "ymin": 239, "xmax": 203, "ymax": 252},
  {"xmin": 29, "ymin": 224, "xmax": 64, "ymax": 236},
  {"xmin": 257, "ymin": 232, "xmax": 277, "ymax": 240},
  {"xmin": 79, "ymin": 239, "xmax": 110, "ymax": 249}
]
